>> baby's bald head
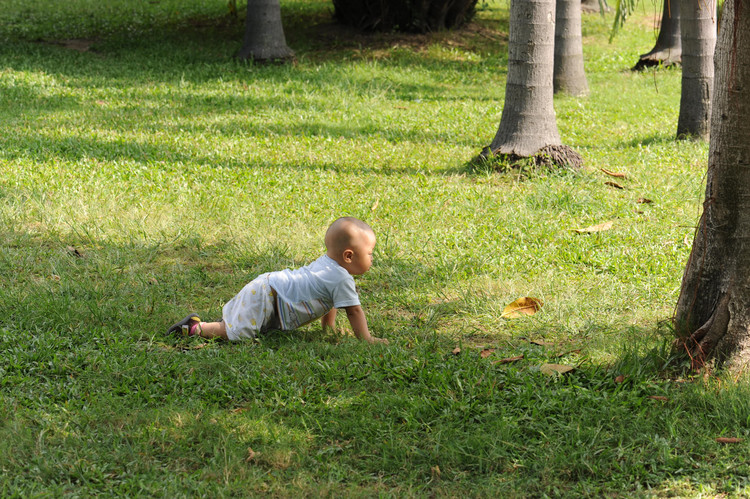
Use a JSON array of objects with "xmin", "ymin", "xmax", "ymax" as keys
[{"xmin": 325, "ymin": 217, "xmax": 374, "ymax": 256}]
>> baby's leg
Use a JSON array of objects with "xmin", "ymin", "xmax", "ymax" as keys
[{"xmin": 197, "ymin": 321, "xmax": 228, "ymax": 340}]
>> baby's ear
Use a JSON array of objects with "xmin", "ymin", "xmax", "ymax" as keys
[{"xmin": 343, "ymin": 248, "xmax": 354, "ymax": 261}]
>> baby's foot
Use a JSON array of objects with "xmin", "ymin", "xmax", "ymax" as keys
[{"xmin": 167, "ymin": 313, "xmax": 201, "ymax": 336}]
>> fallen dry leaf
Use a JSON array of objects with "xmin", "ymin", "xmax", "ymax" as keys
[
  {"xmin": 245, "ymin": 447, "xmax": 259, "ymax": 462},
  {"xmin": 601, "ymin": 168, "xmax": 627, "ymax": 178},
  {"xmin": 451, "ymin": 347, "xmax": 461, "ymax": 355},
  {"xmin": 574, "ymin": 221, "xmax": 613, "ymax": 234},
  {"xmin": 501, "ymin": 297, "xmax": 543, "ymax": 319},
  {"xmin": 66, "ymin": 246, "xmax": 84, "ymax": 257},
  {"xmin": 371, "ymin": 199, "xmax": 379, "ymax": 211},
  {"xmin": 431, "ymin": 465, "xmax": 441, "ymax": 480},
  {"xmin": 540, "ymin": 363, "xmax": 575, "ymax": 376},
  {"xmin": 615, "ymin": 375, "xmax": 626, "ymax": 383},
  {"xmin": 493, "ymin": 355, "xmax": 524, "ymax": 364},
  {"xmin": 636, "ymin": 197, "xmax": 653, "ymax": 204},
  {"xmin": 530, "ymin": 339, "xmax": 555, "ymax": 346},
  {"xmin": 480, "ymin": 348, "xmax": 495, "ymax": 359},
  {"xmin": 648, "ymin": 395, "xmax": 669, "ymax": 401},
  {"xmin": 605, "ymin": 181, "xmax": 625, "ymax": 189},
  {"xmin": 716, "ymin": 437, "xmax": 743, "ymax": 444}
]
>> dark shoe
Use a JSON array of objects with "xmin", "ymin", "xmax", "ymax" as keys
[{"xmin": 167, "ymin": 313, "xmax": 201, "ymax": 336}]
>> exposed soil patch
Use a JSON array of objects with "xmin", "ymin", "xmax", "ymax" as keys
[{"xmin": 39, "ymin": 38, "xmax": 99, "ymax": 52}]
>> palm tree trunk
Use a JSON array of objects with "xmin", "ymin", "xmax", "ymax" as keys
[
  {"xmin": 674, "ymin": 0, "xmax": 750, "ymax": 370},
  {"xmin": 554, "ymin": 0, "xmax": 589, "ymax": 96},
  {"xmin": 237, "ymin": 0, "xmax": 294, "ymax": 62},
  {"xmin": 675, "ymin": 0, "xmax": 716, "ymax": 140},
  {"xmin": 488, "ymin": 0, "xmax": 561, "ymax": 157},
  {"xmin": 633, "ymin": 0, "xmax": 681, "ymax": 70}
]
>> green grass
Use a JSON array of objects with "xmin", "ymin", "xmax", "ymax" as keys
[{"xmin": 2, "ymin": 0, "xmax": 749, "ymax": 496}]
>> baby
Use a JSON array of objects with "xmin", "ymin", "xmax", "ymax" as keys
[{"xmin": 167, "ymin": 217, "xmax": 388, "ymax": 344}]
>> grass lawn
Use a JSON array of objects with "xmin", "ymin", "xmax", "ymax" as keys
[{"xmin": 2, "ymin": 0, "xmax": 749, "ymax": 496}]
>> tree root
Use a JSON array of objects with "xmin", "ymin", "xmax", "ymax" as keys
[
  {"xmin": 673, "ymin": 293, "xmax": 731, "ymax": 370},
  {"xmin": 475, "ymin": 144, "xmax": 584, "ymax": 171},
  {"xmin": 632, "ymin": 51, "xmax": 682, "ymax": 71}
]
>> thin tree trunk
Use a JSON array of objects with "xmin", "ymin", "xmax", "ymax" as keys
[
  {"xmin": 633, "ymin": 0, "xmax": 681, "ymax": 70},
  {"xmin": 488, "ymin": 0, "xmax": 561, "ymax": 157},
  {"xmin": 237, "ymin": 0, "xmax": 294, "ymax": 62},
  {"xmin": 674, "ymin": 0, "xmax": 750, "ymax": 370},
  {"xmin": 554, "ymin": 0, "xmax": 589, "ymax": 96},
  {"xmin": 676, "ymin": 0, "xmax": 716, "ymax": 140}
]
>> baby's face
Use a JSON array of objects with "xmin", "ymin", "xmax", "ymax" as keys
[{"xmin": 344, "ymin": 231, "xmax": 376, "ymax": 276}]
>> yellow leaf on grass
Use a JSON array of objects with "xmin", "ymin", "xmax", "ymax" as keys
[
  {"xmin": 601, "ymin": 168, "xmax": 627, "ymax": 178},
  {"xmin": 501, "ymin": 297, "xmax": 543, "ymax": 319},
  {"xmin": 573, "ymin": 221, "xmax": 613, "ymax": 234},
  {"xmin": 451, "ymin": 346, "xmax": 461, "ymax": 355},
  {"xmin": 540, "ymin": 363, "xmax": 575, "ymax": 376}
]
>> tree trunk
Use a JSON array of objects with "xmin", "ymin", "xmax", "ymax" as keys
[
  {"xmin": 674, "ymin": 0, "xmax": 750, "ymax": 370},
  {"xmin": 675, "ymin": 0, "xmax": 717, "ymax": 140},
  {"xmin": 554, "ymin": 0, "xmax": 589, "ymax": 96},
  {"xmin": 487, "ymin": 0, "xmax": 562, "ymax": 157},
  {"xmin": 237, "ymin": 0, "xmax": 294, "ymax": 62},
  {"xmin": 633, "ymin": 0, "xmax": 681, "ymax": 70}
]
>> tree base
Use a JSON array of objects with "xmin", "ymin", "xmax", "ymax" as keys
[
  {"xmin": 236, "ymin": 50, "xmax": 296, "ymax": 64},
  {"xmin": 474, "ymin": 144, "xmax": 584, "ymax": 171},
  {"xmin": 632, "ymin": 50, "xmax": 681, "ymax": 71},
  {"xmin": 673, "ymin": 294, "xmax": 731, "ymax": 371}
]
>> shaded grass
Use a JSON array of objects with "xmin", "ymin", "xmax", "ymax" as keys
[{"xmin": 2, "ymin": 0, "xmax": 749, "ymax": 496}]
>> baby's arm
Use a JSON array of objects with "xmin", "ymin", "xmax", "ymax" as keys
[
  {"xmin": 343, "ymin": 305, "xmax": 388, "ymax": 344},
  {"xmin": 321, "ymin": 308, "xmax": 337, "ymax": 332}
]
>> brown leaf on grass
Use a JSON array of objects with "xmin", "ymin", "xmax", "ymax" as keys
[
  {"xmin": 501, "ymin": 297, "xmax": 543, "ymax": 318},
  {"xmin": 530, "ymin": 339, "xmax": 555, "ymax": 346},
  {"xmin": 605, "ymin": 181, "xmax": 625, "ymax": 190},
  {"xmin": 480, "ymin": 348, "xmax": 495, "ymax": 358},
  {"xmin": 451, "ymin": 347, "xmax": 461, "ymax": 355},
  {"xmin": 540, "ymin": 363, "xmax": 575, "ymax": 376},
  {"xmin": 245, "ymin": 447, "xmax": 259, "ymax": 462},
  {"xmin": 574, "ymin": 221, "xmax": 613, "ymax": 234},
  {"xmin": 716, "ymin": 437, "xmax": 743, "ymax": 444},
  {"xmin": 636, "ymin": 197, "xmax": 653, "ymax": 204},
  {"xmin": 615, "ymin": 375, "xmax": 626, "ymax": 383},
  {"xmin": 601, "ymin": 168, "xmax": 627, "ymax": 178},
  {"xmin": 648, "ymin": 395, "xmax": 669, "ymax": 401},
  {"xmin": 493, "ymin": 355, "xmax": 524, "ymax": 364},
  {"xmin": 431, "ymin": 465, "xmax": 441, "ymax": 480}
]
